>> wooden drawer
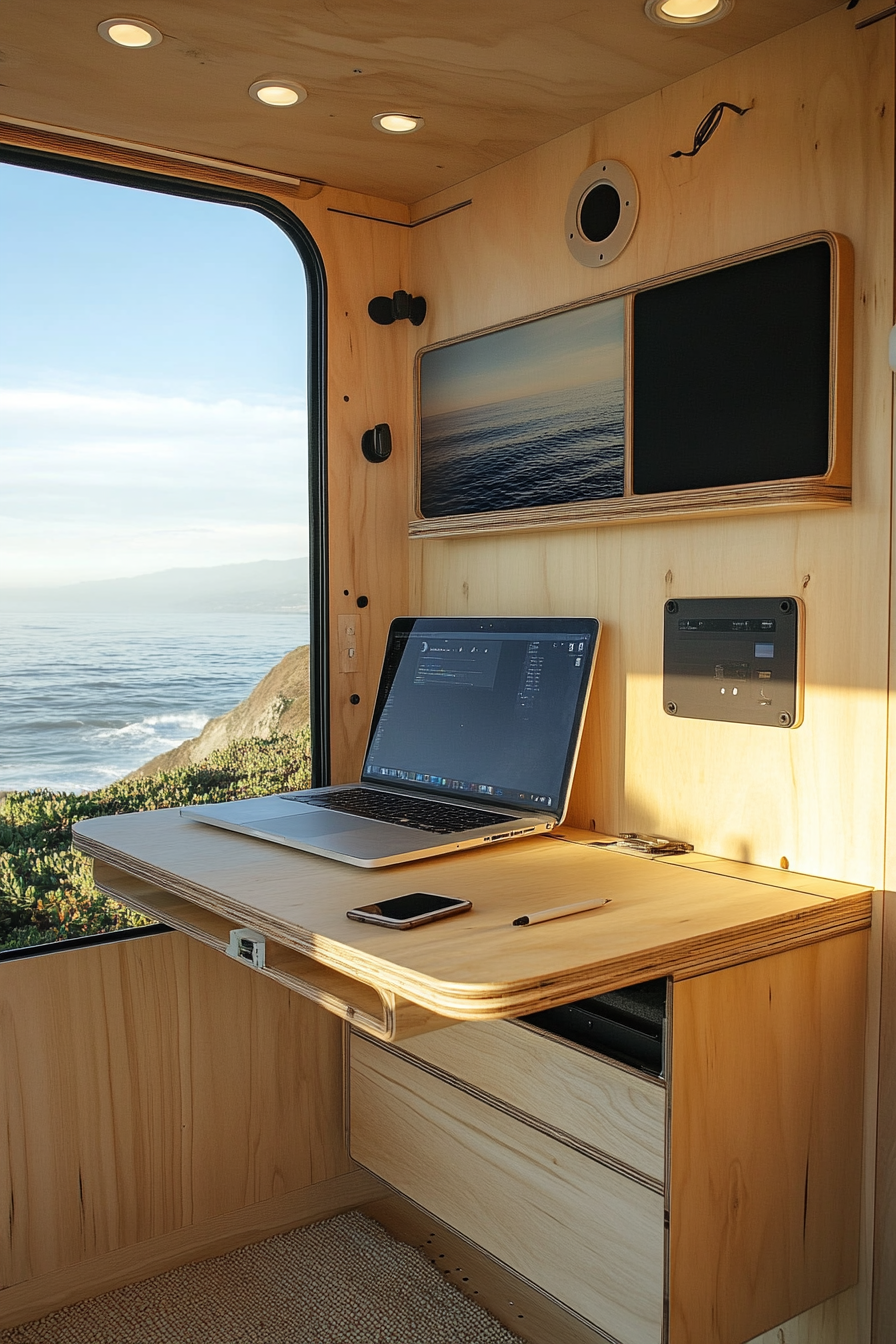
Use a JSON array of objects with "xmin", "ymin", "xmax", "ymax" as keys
[
  {"xmin": 391, "ymin": 1017, "xmax": 665, "ymax": 1185},
  {"xmin": 350, "ymin": 1034, "xmax": 665, "ymax": 1344}
]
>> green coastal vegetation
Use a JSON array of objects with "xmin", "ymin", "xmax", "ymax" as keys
[{"xmin": 0, "ymin": 728, "xmax": 311, "ymax": 952}]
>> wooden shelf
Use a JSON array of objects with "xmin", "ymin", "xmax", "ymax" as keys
[
  {"xmin": 93, "ymin": 862, "xmax": 446, "ymax": 1043},
  {"xmin": 409, "ymin": 479, "xmax": 851, "ymax": 540}
]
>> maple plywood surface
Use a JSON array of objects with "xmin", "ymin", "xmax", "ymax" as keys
[
  {"xmin": 392, "ymin": 1017, "xmax": 666, "ymax": 1185},
  {"xmin": 669, "ymin": 934, "xmax": 867, "ymax": 1344},
  {"xmin": 408, "ymin": 8, "xmax": 894, "ymax": 890},
  {"xmin": 74, "ymin": 809, "xmax": 870, "ymax": 1020},
  {"xmin": 350, "ymin": 1036, "xmax": 665, "ymax": 1343}
]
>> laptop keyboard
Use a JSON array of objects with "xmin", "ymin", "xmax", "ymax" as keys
[{"xmin": 289, "ymin": 788, "xmax": 520, "ymax": 834}]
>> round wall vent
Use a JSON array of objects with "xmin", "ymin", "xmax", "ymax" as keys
[{"xmin": 565, "ymin": 160, "xmax": 639, "ymax": 268}]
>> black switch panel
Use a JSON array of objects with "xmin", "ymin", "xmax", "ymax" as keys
[{"xmin": 663, "ymin": 597, "xmax": 803, "ymax": 728}]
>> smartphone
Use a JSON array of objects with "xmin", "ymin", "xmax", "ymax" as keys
[{"xmin": 346, "ymin": 892, "xmax": 472, "ymax": 929}]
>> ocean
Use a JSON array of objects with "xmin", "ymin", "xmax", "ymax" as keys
[
  {"xmin": 420, "ymin": 379, "xmax": 624, "ymax": 517},
  {"xmin": 0, "ymin": 612, "xmax": 309, "ymax": 794}
]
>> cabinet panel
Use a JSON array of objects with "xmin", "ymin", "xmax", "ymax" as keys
[
  {"xmin": 393, "ymin": 1018, "xmax": 665, "ymax": 1184},
  {"xmin": 669, "ymin": 934, "xmax": 867, "ymax": 1344},
  {"xmin": 350, "ymin": 1034, "xmax": 665, "ymax": 1344}
]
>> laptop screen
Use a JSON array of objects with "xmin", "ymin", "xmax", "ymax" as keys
[{"xmin": 361, "ymin": 616, "xmax": 599, "ymax": 819}]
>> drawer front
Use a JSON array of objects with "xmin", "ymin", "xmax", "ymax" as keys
[
  {"xmin": 351, "ymin": 1035, "xmax": 665, "ymax": 1344},
  {"xmin": 394, "ymin": 1018, "xmax": 665, "ymax": 1184}
]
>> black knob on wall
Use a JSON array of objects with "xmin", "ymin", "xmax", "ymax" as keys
[
  {"xmin": 368, "ymin": 290, "xmax": 427, "ymax": 326},
  {"xmin": 361, "ymin": 423, "xmax": 392, "ymax": 462}
]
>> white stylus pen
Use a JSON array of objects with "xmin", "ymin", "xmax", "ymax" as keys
[{"xmin": 512, "ymin": 897, "xmax": 610, "ymax": 927}]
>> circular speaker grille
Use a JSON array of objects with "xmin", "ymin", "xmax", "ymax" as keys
[{"xmin": 565, "ymin": 160, "xmax": 639, "ymax": 267}]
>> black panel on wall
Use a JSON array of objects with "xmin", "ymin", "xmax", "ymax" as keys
[{"xmin": 632, "ymin": 241, "xmax": 832, "ymax": 494}]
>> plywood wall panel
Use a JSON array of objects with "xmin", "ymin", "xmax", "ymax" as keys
[
  {"xmin": 0, "ymin": 933, "xmax": 352, "ymax": 1291},
  {"xmin": 408, "ymin": 9, "xmax": 894, "ymax": 887}
]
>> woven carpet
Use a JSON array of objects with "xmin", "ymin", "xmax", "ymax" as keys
[{"xmin": 0, "ymin": 1212, "xmax": 523, "ymax": 1344}]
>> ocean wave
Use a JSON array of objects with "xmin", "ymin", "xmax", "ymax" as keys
[
  {"xmin": 91, "ymin": 712, "xmax": 208, "ymax": 742},
  {"xmin": 0, "ymin": 611, "xmax": 305, "ymax": 792}
]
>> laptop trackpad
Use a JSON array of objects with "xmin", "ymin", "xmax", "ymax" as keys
[
  {"xmin": 259, "ymin": 811, "xmax": 371, "ymax": 840},
  {"xmin": 257, "ymin": 812, "xmax": 432, "ymax": 859}
]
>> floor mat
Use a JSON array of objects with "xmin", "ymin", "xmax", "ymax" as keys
[{"xmin": 0, "ymin": 1211, "xmax": 523, "ymax": 1344}]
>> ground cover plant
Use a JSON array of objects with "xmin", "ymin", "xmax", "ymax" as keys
[{"xmin": 0, "ymin": 728, "xmax": 311, "ymax": 951}]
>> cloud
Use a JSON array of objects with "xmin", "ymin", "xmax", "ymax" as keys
[{"xmin": 0, "ymin": 388, "xmax": 309, "ymax": 585}]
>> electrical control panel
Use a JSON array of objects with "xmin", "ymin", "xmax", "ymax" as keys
[{"xmin": 663, "ymin": 597, "xmax": 803, "ymax": 728}]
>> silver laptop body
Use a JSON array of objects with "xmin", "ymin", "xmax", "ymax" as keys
[{"xmin": 182, "ymin": 615, "xmax": 600, "ymax": 868}]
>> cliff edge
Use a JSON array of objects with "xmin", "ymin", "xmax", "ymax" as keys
[{"xmin": 128, "ymin": 644, "xmax": 310, "ymax": 778}]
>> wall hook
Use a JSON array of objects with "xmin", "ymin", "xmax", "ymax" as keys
[
  {"xmin": 670, "ymin": 102, "xmax": 751, "ymax": 159},
  {"xmin": 361, "ymin": 423, "xmax": 392, "ymax": 463},
  {"xmin": 368, "ymin": 290, "xmax": 427, "ymax": 326}
]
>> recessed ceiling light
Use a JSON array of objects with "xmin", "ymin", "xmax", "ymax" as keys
[
  {"xmin": 249, "ymin": 79, "xmax": 308, "ymax": 107},
  {"xmin": 644, "ymin": 0, "xmax": 734, "ymax": 26},
  {"xmin": 97, "ymin": 17, "xmax": 163, "ymax": 47},
  {"xmin": 372, "ymin": 112, "xmax": 424, "ymax": 135}
]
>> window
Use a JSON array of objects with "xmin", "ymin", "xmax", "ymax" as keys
[{"xmin": 0, "ymin": 147, "xmax": 326, "ymax": 951}]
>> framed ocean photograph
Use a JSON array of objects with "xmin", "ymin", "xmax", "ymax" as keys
[{"xmin": 416, "ymin": 297, "xmax": 626, "ymax": 527}]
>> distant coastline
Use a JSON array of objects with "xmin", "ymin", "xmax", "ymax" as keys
[{"xmin": 0, "ymin": 556, "xmax": 309, "ymax": 615}]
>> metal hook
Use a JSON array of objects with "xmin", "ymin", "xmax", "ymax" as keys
[{"xmin": 670, "ymin": 102, "xmax": 751, "ymax": 160}]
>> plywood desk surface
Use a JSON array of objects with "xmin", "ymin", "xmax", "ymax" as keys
[{"xmin": 74, "ymin": 810, "xmax": 871, "ymax": 1021}]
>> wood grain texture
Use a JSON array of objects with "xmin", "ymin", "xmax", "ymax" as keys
[
  {"xmin": 872, "ymin": 891, "xmax": 896, "ymax": 1343},
  {"xmin": 73, "ymin": 809, "xmax": 871, "ymax": 1020},
  {"xmin": 743, "ymin": 1287, "xmax": 860, "ymax": 1344},
  {"xmin": 410, "ymin": 480, "xmax": 851, "ymax": 540},
  {"xmin": 669, "ymin": 935, "xmax": 868, "ymax": 1344},
  {"xmin": 0, "ymin": 2, "xmax": 842, "ymax": 203},
  {"xmin": 365, "ymin": 1192, "xmax": 621, "ymax": 1344},
  {"xmin": 384, "ymin": 1017, "xmax": 666, "ymax": 1185},
  {"xmin": 350, "ymin": 1034, "xmax": 665, "ymax": 1344},
  {"xmin": 93, "ymin": 862, "xmax": 448, "ymax": 1042},
  {"xmin": 410, "ymin": 232, "xmax": 853, "ymax": 538},
  {"xmin": 407, "ymin": 7, "xmax": 894, "ymax": 891},
  {"xmin": 0, "ymin": 931, "xmax": 351, "ymax": 1294},
  {"xmin": 0, "ymin": 1170, "xmax": 384, "ymax": 1331}
]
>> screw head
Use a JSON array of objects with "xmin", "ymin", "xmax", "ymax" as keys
[{"xmin": 666, "ymin": 701, "xmax": 678, "ymax": 714}]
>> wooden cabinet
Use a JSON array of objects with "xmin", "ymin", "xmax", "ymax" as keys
[
  {"xmin": 73, "ymin": 814, "xmax": 872, "ymax": 1344},
  {"xmin": 350, "ymin": 1032, "xmax": 666, "ymax": 1344},
  {"xmin": 350, "ymin": 932, "xmax": 868, "ymax": 1344},
  {"xmin": 394, "ymin": 1016, "xmax": 666, "ymax": 1185}
]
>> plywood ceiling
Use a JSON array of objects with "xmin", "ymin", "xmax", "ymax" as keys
[{"xmin": 1, "ymin": 0, "xmax": 843, "ymax": 203}]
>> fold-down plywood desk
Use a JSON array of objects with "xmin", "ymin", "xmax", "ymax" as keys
[{"xmin": 74, "ymin": 810, "xmax": 872, "ymax": 1344}]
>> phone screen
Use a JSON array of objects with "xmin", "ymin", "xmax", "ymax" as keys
[{"xmin": 346, "ymin": 892, "xmax": 471, "ymax": 927}]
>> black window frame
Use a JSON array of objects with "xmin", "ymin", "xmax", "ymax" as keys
[{"xmin": 0, "ymin": 142, "xmax": 329, "ymax": 789}]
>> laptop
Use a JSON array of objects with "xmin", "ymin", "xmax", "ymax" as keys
[{"xmin": 182, "ymin": 615, "xmax": 600, "ymax": 868}]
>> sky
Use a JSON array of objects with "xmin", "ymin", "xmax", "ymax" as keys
[
  {"xmin": 420, "ymin": 297, "xmax": 624, "ymax": 419},
  {"xmin": 0, "ymin": 162, "xmax": 309, "ymax": 587}
]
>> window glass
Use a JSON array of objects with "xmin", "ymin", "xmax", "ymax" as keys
[{"xmin": 0, "ymin": 162, "xmax": 311, "ymax": 950}]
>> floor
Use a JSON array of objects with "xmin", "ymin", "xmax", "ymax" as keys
[{"xmin": 0, "ymin": 1212, "xmax": 524, "ymax": 1344}]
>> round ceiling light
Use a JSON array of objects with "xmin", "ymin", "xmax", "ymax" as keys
[
  {"xmin": 372, "ymin": 112, "xmax": 424, "ymax": 135},
  {"xmin": 644, "ymin": 0, "xmax": 734, "ymax": 26},
  {"xmin": 97, "ymin": 17, "xmax": 163, "ymax": 47},
  {"xmin": 249, "ymin": 79, "xmax": 308, "ymax": 107}
]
